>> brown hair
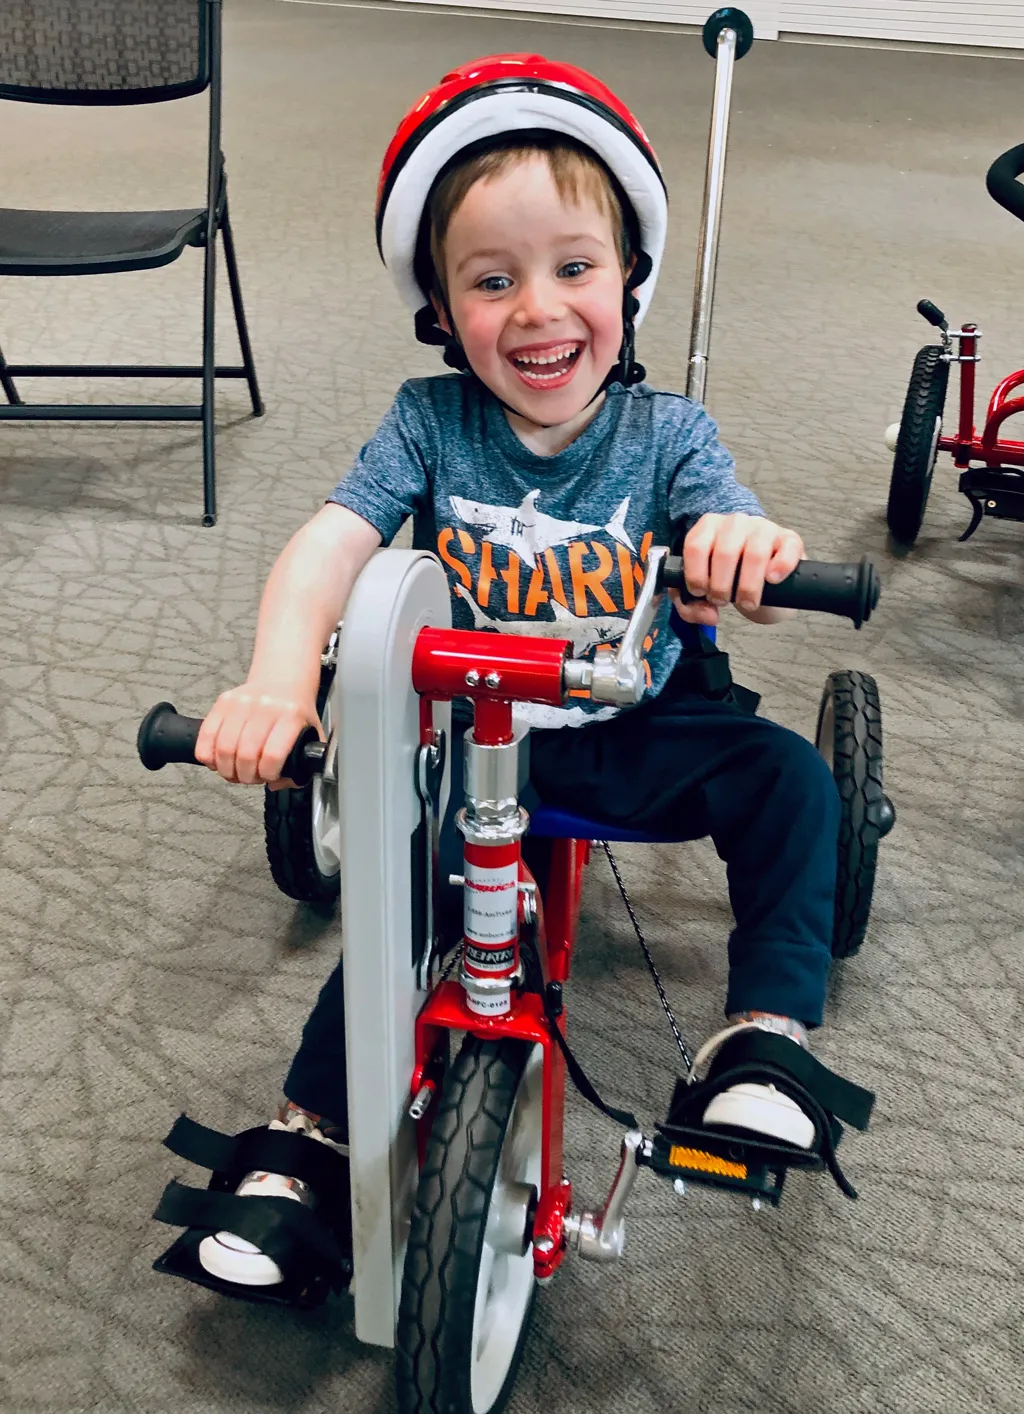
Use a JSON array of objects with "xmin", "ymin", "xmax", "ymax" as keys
[{"xmin": 427, "ymin": 138, "xmax": 631, "ymax": 299}]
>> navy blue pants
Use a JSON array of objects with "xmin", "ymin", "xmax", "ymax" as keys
[{"xmin": 284, "ymin": 671, "xmax": 840, "ymax": 1131}]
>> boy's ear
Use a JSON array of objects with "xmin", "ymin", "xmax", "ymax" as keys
[{"xmin": 431, "ymin": 292, "xmax": 452, "ymax": 335}]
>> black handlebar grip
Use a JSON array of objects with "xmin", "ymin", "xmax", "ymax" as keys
[
  {"xmin": 703, "ymin": 8, "xmax": 754, "ymax": 60},
  {"xmin": 986, "ymin": 141, "xmax": 1024, "ymax": 224},
  {"xmin": 137, "ymin": 703, "xmax": 326, "ymax": 785},
  {"xmin": 658, "ymin": 556, "xmax": 880, "ymax": 629},
  {"xmin": 916, "ymin": 299, "xmax": 947, "ymax": 330},
  {"xmin": 137, "ymin": 702, "xmax": 201, "ymax": 770}
]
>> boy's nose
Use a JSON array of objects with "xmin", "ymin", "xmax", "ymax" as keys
[{"xmin": 514, "ymin": 278, "xmax": 567, "ymax": 327}]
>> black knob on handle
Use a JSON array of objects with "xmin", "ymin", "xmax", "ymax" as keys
[
  {"xmin": 137, "ymin": 703, "xmax": 325, "ymax": 784},
  {"xmin": 658, "ymin": 556, "xmax": 880, "ymax": 629},
  {"xmin": 703, "ymin": 8, "xmax": 754, "ymax": 60}
]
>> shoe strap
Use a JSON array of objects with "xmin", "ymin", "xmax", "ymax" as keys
[
  {"xmin": 270, "ymin": 1115, "xmax": 349, "ymax": 1157},
  {"xmin": 691, "ymin": 1021, "xmax": 778, "ymax": 1077},
  {"xmin": 163, "ymin": 1115, "xmax": 349, "ymax": 1216}
]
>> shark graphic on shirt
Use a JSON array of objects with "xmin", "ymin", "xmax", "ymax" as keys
[
  {"xmin": 449, "ymin": 489, "xmax": 636, "ymax": 566},
  {"xmin": 454, "ymin": 584, "xmax": 629, "ymax": 657}
]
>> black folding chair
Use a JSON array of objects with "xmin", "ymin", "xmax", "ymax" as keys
[{"xmin": 0, "ymin": 0, "xmax": 263, "ymax": 526}]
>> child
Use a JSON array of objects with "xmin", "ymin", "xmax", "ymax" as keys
[{"xmin": 190, "ymin": 55, "xmax": 839, "ymax": 1287}]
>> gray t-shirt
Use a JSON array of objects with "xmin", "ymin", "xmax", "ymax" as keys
[{"xmin": 328, "ymin": 374, "xmax": 763, "ymax": 728}]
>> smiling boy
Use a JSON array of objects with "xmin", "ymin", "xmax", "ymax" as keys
[{"xmin": 183, "ymin": 56, "xmax": 841, "ymax": 1289}]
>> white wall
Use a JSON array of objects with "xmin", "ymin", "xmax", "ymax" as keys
[
  {"xmin": 382, "ymin": 1, "xmax": 1024, "ymax": 49},
  {"xmin": 384, "ymin": 2, "xmax": 780, "ymax": 40},
  {"xmin": 778, "ymin": 2, "xmax": 1024, "ymax": 49}
]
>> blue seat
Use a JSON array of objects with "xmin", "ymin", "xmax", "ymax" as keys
[{"xmin": 528, "ymin": 804, "xmax": 678, "ymax": 843}]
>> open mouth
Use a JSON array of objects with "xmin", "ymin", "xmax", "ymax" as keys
[{"xmin": 507, "ymin": 342, "xmax": 584, "ymax": 389}]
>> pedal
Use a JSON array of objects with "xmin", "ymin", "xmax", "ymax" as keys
[
  {"xmin": 645, "ymin": 1123, "xmax": 828, "ymax": 1207},
  {"xmin": 651, "ymin": 1032, "xmax": 875, "ymax": 1202},
  {"xmin": 152, "ymin": 1115, "xmax": 353, "ymax": 1308},
  {"xmin": 154, "ymin": 1224, "xmax": 349, "ymax": 1309}
]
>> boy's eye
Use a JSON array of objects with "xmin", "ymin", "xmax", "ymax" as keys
[
  {"xmin": 559, "ymin": 261, "xmax": 592, "ymax": 280},
  {"xmin": 477, "ymin": 275, "xmax": 512, "ymax": 294}
]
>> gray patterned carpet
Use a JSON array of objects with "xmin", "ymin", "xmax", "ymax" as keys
[{"xmin": 1, "ymin": 2, "xmax": 1023, "ymax": 1411}]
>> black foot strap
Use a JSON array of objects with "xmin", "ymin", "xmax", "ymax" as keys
[
  {"xmin": 657, "ymin": 1032, "xmax": 875, "ymax": 1201},
  {"xmin": 152, "ymin": 1114, "xmax": 352, "ymax": 1304}
]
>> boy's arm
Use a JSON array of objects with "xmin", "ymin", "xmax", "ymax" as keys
[
  {"xmin": 248, "ymin": 503, "xmax": 382, "ymax": 702},
  {"xmin": 666, "ymin": 402, "xmax": 800, "ymax": 627},
  {"xmin": 198, "ymin": 382, "xmax": 436, "ymax": 784},
  {"xmin": 196, "ymin": 504, "xmax": 381, "ymax": 784}
]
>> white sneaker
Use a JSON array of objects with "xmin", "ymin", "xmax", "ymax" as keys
[
  {"xmin": 696, "ymin": 1018, "xmax": 815, "ymax": 1150},
  {"xmin": 198, "ymin": 1109, "xmax": 345, "ymax": 1287}
]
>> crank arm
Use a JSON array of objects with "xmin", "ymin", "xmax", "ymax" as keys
[{"xmin": 562, "ymin": 1130, "xmax": 648, "ymax": 1263}]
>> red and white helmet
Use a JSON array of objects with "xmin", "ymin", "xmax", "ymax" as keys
[{"xmin": 376, "ymin": 53, "xmax": 668, "ymax": 330}]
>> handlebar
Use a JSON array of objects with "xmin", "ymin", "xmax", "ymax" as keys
[
  {"xmin": 138, "ymin": 550, "xmax": 880, "ymax": 766},
  {"xmin": 657, "ymin": 555, "xmax": 880, "ymax": 629},
  {"xmin": 986, "ymin": 142, "xmax": 1024, "ymax": 224},
  {"xmin": 136, "ymin": 701, "xmax": 325, "ymax": 784}
]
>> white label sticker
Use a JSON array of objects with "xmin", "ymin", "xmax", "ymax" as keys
[{"xmin": 464, "ymin": 859, "xmax": 518, "ymax": 946}]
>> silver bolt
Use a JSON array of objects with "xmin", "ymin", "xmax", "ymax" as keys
[
  {"xmin": 673, "ymin": 1178, "xmax": 686, "ymax": 1197},
  {"xmin": 534, "ymin": 1235, "xmax": 555, "ymax": 1254},
  {"xmin": 465, "ymin": 669, "xmax": 480, "ymax": 687},
  {"xmin": 751, "ymin": 1198, "xmax": 762, "ymax": 1212},
  {"xmin": 484, "ymin": 670, "xmax": 501, "ymax": 689},
  {"xmin": 449, "ymin": 873, "xmax": 465, "ymax": 887},
  {"xmin": 987, "ymin": 500, "xmax": 998, "ymax": 509},
  {"xmin": 409, "ymin": 1085, "xmax": 434, "ymax": 1121}
]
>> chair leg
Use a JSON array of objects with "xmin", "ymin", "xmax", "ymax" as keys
[
  {"xmin": 201, "ymin": 231, "xmax": 217, "ymax": 527},
  {"xmin": 0, "ymin": 341, "xmax": 22, "ymax": 406},
  {"xmin": 221, "ymin": 206, "xmax": 264, "ymax": 418}
]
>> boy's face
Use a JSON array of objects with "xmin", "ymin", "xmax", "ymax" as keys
[{"xmin": 436, "ymin": 156, "xmax": 628, "ymax": 428}]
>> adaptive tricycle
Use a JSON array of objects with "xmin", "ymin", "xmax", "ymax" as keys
[
  {"xmin": 138, "ymin": 538, "xmax": 888, "ymax": 1412},
  {"xmin": 884, "ymin": 143, "xmax": 1024, "ymax": 545}
]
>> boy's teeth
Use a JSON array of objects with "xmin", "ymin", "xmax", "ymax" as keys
[{"xmin": 513, "ymin": 344, "xmax": 579, "ymax": 366}]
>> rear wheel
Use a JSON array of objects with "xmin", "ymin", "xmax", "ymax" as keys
[
  {"xmin": 816, "ymin": 671, "xmax": 893, "ymax": 959},
  {"xmin": 263, "ymin": 666, "xmax": 340, "ymax": 906},
  {"xmin": 886, "ymin": 345, "xmax": 949, "ymax": 546},
  {"xmin": 397, "ymin": 1036, "xmax": 543, "ymax": 1414}
]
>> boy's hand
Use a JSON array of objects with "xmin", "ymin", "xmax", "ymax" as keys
[
  {"xmin": 673, "ymin": 512, "xmax": 805, "ymax": 626},
  {"xmin": 195, "ymin": 684, "xmax": 324, "ymax": 788}
]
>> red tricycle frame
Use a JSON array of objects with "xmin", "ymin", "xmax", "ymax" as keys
[
  {"xmin": 407, "ymin": 625, "xmax": 592, "ymax": 1284},
  {"xmin": 940, "ymin": 326, "xmax": 1024, "ymax": 468}
]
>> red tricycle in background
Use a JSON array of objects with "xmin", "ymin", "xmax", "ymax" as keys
[{"xmin": 884, "ymin": 142, "xmax": 1024, "ymax": 545}]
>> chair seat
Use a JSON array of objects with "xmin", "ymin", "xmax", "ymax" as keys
[
  {"xmin": 0, "ymin": 207, "xmax": 206, "ymax": 276},
  {"xmin": 529, "ymin": 803, "xmax": 681, "ymax": 844}
]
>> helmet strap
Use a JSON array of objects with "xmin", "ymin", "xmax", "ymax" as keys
[
  {"xmin": 414, "ymin": 302, "xmax": 471, "ymax": 372},
  {"xmin": 597, "ymin": 248, "xmax": 653, "ymax": 396}
]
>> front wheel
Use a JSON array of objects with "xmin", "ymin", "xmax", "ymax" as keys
[
  {"xmin": 816, "ymin": 671, "xmax": 893, "ymax": 959},
  {"xmin": 886, "ymin": 344, "xmax": 949, "ymax": 546},
  {"xmin": 397, "ymin": 1037, "xmax": 543, "ymax": 1414}
]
